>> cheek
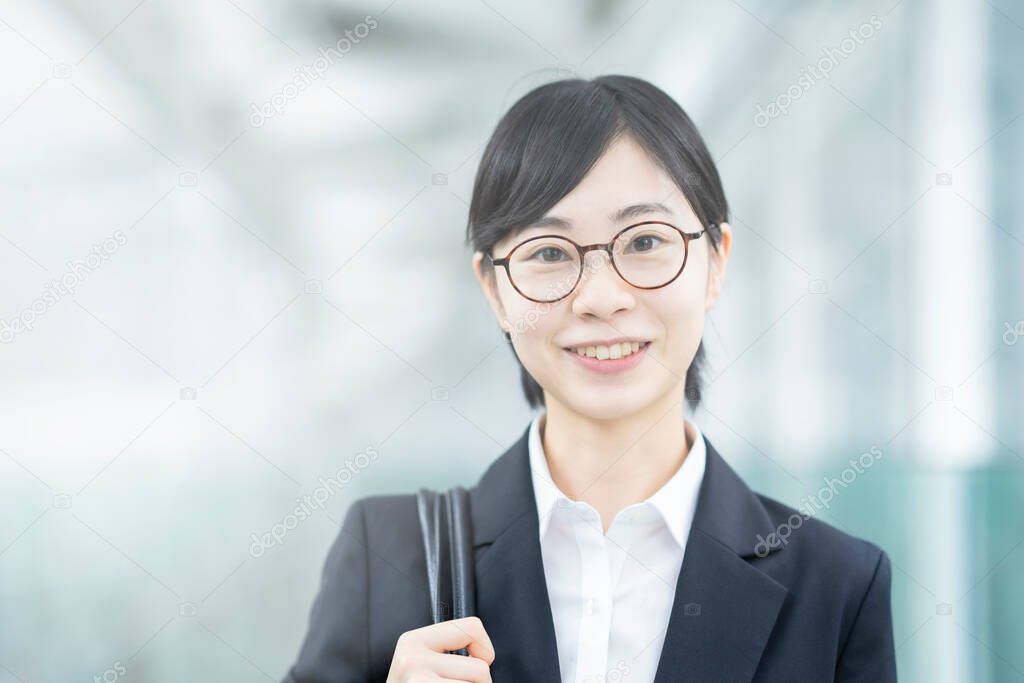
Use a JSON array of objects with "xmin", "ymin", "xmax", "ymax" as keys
[
  {"xmin": 647, "ymin": 280, "xmax": 706, "ymax": 355},
  {"xmin": 498, "ymin": 283, "xmax": 561, "ymax": 346}
]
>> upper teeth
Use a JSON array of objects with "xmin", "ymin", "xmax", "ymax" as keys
[{"xmin": 573, "ymin": 341, "xmax": 644, "ymax": 359}]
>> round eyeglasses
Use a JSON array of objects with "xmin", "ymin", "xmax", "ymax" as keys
[{"xmin": 489, "ymin": 220, "xmax": 711, "ymax": 303}]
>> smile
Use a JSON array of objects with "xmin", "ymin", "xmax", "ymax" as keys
[
  {"xmin": 568, "ymin": 341, "xmax": 650, "ymax": 359},
  {"xmin": 562, "ymin": 341, "xmax": 651, "ymax": 374}
]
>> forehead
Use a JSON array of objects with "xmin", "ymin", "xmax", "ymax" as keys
[{"xmin": 556, "ymin": 135, "xmax": 680, "ymax": 210}]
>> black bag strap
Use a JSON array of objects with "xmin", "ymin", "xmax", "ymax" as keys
[{"xmin": 415, "ymin": 485, "xmax": 476, "ymax": 656}]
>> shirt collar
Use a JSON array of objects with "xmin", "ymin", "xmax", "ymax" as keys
[{"xmin": 527, "ymin": 411, "xmax": 707, "ymax": 547}]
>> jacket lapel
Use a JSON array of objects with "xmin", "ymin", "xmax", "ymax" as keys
[
  {"xmin": 469, "ymin": 424, "xmax": 789, "ymax": 683},
  {"xmin": 651, "ymin": 436, "xmax": 789, "ymax": 683},
  {"xmin": 471, "ymin": 424, "xmax": 562, "ymax": 682}
]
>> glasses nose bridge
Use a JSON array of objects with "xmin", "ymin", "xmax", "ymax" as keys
[
  {"xmin": 577, "ymin": 240, "xmax": 615, "ymax": 264},
  {"xmin": 573, "ymin": 240, "xmax": 621, "ymax": 294}
]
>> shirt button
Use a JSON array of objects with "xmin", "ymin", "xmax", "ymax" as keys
[{"xmin": 585, "ymin": 598, "xmax": 595, "ymax": 616}]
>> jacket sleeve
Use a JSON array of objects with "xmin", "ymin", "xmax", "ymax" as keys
[
  {"xmin": 283, "ymin": 498, "xmax": 371, "ymax": 683},
  {"xmin": 835, "ymin": 549, "xmax": 897, "ymax": 682}
]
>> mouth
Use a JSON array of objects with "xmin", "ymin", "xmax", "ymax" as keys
[
  {"xmin": 562, "ymin": 340, "xmax": 651, "ymax": 359},
  {"xmin": 561, "ymin": 340, "xmax": 652, "ymax": 374}
]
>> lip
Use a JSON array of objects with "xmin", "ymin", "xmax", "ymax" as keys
[{"xmin": 563, "ymin": 341, "xmax": 650, "ymax": 375}]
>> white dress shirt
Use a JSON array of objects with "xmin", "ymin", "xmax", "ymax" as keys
[{"xmin": 527, "ymin": 411, "xmax": 707, "ymax": 683}]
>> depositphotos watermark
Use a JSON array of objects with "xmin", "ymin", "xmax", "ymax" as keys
[
  {"xmin": 1, "ymin": 229, "xmax": 128, "ymax": 344},
  {"xmin": 249, "ymin": 445, "xmax": 379, "ymax": 557},
  {"xmin": 249, "ymin": 15, "xmax": 379, "ymax": 127},
  {"xmin": 1003, "ymin": 320, "xmax": 1024, "ymax": 345},
  {"xmin": 753, "ymin": 445, "xmax": 883, "ymax": 557},
  {"xmin": 581, "ymin": 660, "xmax": 631, "ymax": 683},
  {"xmin": 754, "ymin": 15, "xmax": 883, "ymax": 128},
  {"xmin": 93, "ymin": 660, "xmax": 126, "ymax": 683}
]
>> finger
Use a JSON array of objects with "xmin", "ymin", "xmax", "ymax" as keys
[
  {"xmin": 425, "ymin": 651, "xmax": 492, "ymax": 683},
  {"xmin": 418, "ymin": 617, "xmax": 495, "ymax": 664}
]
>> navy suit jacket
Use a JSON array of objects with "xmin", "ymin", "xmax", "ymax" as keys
[{"xmin": 284, "ymin": 425, "xmax": 897, "ymax": 682}]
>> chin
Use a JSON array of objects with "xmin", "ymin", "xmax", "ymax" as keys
[{"xmin": 562, "ymin": 387, "xmax": 654, "ymax": 422}]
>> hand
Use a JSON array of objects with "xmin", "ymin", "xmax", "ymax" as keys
[{"xmin": 386, "ymin": 616, "xmax": 495, "ymax": 682}]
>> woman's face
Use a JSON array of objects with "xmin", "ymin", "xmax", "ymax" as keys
[{"xmin": 473, "ymin": 134, "xmax": 732, "ymax": 421}]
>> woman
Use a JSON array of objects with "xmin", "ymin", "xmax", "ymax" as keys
[{"xmin": 285, "ymin": 75, "xmax": 897, "ymax": 683}]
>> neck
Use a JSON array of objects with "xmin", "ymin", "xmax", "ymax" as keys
[{"xmin": 540, "ymin": 392, "xmax": 694, "ymax": 532}]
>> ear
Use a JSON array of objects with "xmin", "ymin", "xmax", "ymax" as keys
[
  {"xmin": 705, "ymin": 221, "xmax": 732, "ymax": 311},
  {"xmin": 472, "ymin": 251, "xmax": 512, "ymax": 334}
]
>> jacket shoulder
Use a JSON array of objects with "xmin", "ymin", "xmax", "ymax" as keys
[
  {"xmin": 288, "ymin": 492, "xmax": 430, "ymax": 681},
  {"xmin": 755, "ymin": 491, "xmax": 886, "ymax": 572},
  {"xmin": 356, "ymin": 492, "xmax": 420, "ymax": 525},
  {"xmin": 345, "ymin": 492, "xmax": 424, "ymax": 561},
  {"xmin": 754, "ymin": 491, "xmax": 893, "ymax": 660},
  {"xmin": 752, "ymin": 491, "xmax": 891, "ymax": 649}
]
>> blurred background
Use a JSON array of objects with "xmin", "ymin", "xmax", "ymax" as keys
[{"xmin": 1, "ymin": 0, "xmax": 1021, "ymax": 681}]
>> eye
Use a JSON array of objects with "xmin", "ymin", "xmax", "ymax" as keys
[
  {"xmin": 528, "ymin": 246, "xmax": 572, "ymax": 263},
  {"xmin": 627, "ymin": 234, "xmax": 664, "ymax": 253}
]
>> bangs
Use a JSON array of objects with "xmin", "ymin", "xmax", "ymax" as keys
[{"xmin": 468, "ymin": 81, "xmax": 626, "ymax": 253}]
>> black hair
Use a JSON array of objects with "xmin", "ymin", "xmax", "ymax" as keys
[{"xmin": 464, "ymin": 74, "xmax": 729, "ymax": 413}]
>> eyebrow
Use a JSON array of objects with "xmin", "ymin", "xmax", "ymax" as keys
[{"xmin": 525, "ymin": 202, "xmax": 674, "ymax": 231}]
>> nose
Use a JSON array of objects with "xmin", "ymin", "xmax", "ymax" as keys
[{"xmin": 570, "ymin": 250, "xmax": 635, "ymax": 318}]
